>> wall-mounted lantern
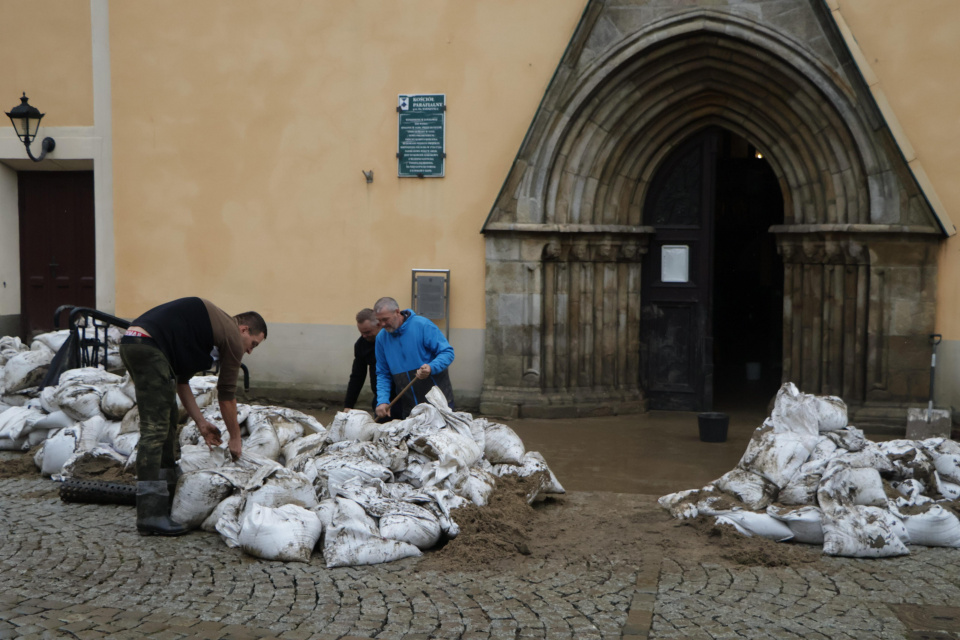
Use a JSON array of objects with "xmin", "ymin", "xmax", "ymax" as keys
[{"xmin": 5, "ymin": 93, "xmax": 56, "ymax": 162}]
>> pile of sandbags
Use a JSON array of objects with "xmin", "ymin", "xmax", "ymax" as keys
[
  {"xmin": 660, "ymin": 382, "xmax": 960, "ymax": 557},
  {"xmin": 174, "ymin": 387, "xmax": 564, "ymax": 566},
  {"xmin": 0, "ymin": 329, "xmax": 565, "ymax": 567}
]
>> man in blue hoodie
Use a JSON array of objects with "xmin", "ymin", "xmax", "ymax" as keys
[{"xmin": 373, "ymin": 296, "xmax": 455, "ymax": 419}]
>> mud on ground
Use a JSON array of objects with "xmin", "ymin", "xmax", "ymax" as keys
[{"xmin": 0, "ymin": 449, "xmax": 827, "ymax": 571}]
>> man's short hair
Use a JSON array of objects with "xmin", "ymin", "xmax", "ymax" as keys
[
  {"xmin": 356, "ymin": 308, "xmax": 376, "ymax": 324},
  {"xmin": 234, "ymin": 311, "xmax": 268, "ymax": 338},
  {"xmin": 373, "ymin": 297, "xmax": 400, "ymax": 314}
]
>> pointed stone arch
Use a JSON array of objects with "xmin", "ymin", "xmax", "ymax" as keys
[{"xmin": 481, "ymin": 3, "xmax": 941, "ymax": 423}]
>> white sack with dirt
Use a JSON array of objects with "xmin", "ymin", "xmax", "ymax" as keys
[
  {"xmin": 660, "ymin": 380, "xmax": 960, "ymax": 558},
  {"xmin": 238, "ymin": 503, "xmax": 323, "ymax": 563},
  {"xmin": 2, "ymin": 350, "xmax": 53, "ymax": 393}
]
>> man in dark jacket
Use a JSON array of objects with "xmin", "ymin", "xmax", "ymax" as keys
[
  {"xmin": 119, "ymin": 297, "xmax": 266, "ymax": 536},
  {"xmin": 344, "ymin": 308, "xmax": 399, "ymax": 419},
  {"xmin": 373, "ymin": 296, "xmax": 454, "ymax": 419}
]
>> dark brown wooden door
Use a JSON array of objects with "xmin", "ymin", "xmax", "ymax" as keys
[
  {"xmin": 18, "ymin": 171, "xmax": 96, "ymax": 337},
  {"xmin": 639, "ymin": 129, "xmax": 719, "ymax": 410}
]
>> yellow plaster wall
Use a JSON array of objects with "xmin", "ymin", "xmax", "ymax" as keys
[
  {"xmin": 835, "ymin": 0, "xmax": 960, "ymax": 338},
  {"xmin": 111, "ymin": 1, "xmax": 586, "ymax": 328},
  {"xmin": 0, "ymin": 0, "xmax": 93, "ymax": 127}
]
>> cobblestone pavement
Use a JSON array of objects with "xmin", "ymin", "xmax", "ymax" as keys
[{"xmin": 3, "ymin": 474, "xmax": 960, "ymax": 639}]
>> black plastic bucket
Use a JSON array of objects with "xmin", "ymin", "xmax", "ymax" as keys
[{"xmin": 698, "ymin": 412, "xmax": 729, "ymax": 443}]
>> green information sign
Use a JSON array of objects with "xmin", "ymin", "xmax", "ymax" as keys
[{"xmin": 397, "ymin": 94, "xmax": 445, "ymax": 178}]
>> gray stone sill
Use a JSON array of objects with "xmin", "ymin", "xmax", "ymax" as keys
[
  {"xmin": 483, "ymin": 222, "xmax": 655, "ymax": 234},
  {"xmin": 770, "ymin": 223, "xmax": 942, "ymax": 235}
]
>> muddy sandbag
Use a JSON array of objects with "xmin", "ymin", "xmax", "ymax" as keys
[
  {"xmin": 31, "ymin": 330, "xmax": 70, "ymax": 355},
  {"xmin": 378, "ymin": 501, "xmax": 442, "ymax": 550},
  {"xmin": 891, "ymin": 479, "xmax": 933, "ymax": 508},
  {"xmin": 0, "ymin": 405, "xmax": 45, "ymax": 443},
  {"xmin": 40, "ymin": 386, "xmax": 60, "ymax": 413},
  {"xmin": 768, "ymin": 382, "xmax": 821, "ymax": 437},
  {"xmin": 923, "ymin": 438, "xmax": 960, "ymax": 485},
  {"xmin": 767, "ymin": 505, "xmax": 824, "ymax": 544},
  {"xmin": 244, "ymin": 421, "xmax": 281, "ymax": 461},
  {"xmin": 834, "ymin": 444, "xmax": 895, "ymax": 476},
  {"xmin": 120, "ymin": 406, "xmax": 139, "ymax": 434},
  {"xmin": 658, "ymin": 488, "xmax": 702, "ymax": 519},
  {"xmin": 935, "ymin": 472, "xmax": 960, "ymax": 500},
  {"xmin": 282, "ymin": 432, "xmax": 328, "ymax": 465},
  {"xmin": 77, "ymin": 416, "xmax": 108, "ymax": 453},
  {"xmin": 737, "ymin": 420, "xmax": 817, "ymax": 489},
  {"xmin": 0, "ymin": 336, "xmax": 27, "ymax": 365},
  {"xmin": 900, "ymin": 504, "xmax": 960, "ymax": 547},
  {"xmin": 314, "ymin": 454, "xmax": 393, "ymax": 499},
  {"xmin": 2, "ymin": 350, "xmax": 53, "ymax": 393},
  {"xmin": 59, "ymin": 367, "xmax": 123, "ymax": 387},
  {"xmin": 812, "ymin": 395, "xmax": 848, "ymax": 432},
  {"xmin": 242, "ymin": 467, "xmax": 319, "ymax": 519},
  {"xmin": 821, "ymin": 505, "xmax": 909, "ymax": 558},
  {"xmin": 459, "ymin": 467, "xmax": 497, "ymax": 506},
  {"xmin": 327, "ymin": 440, "xmax": 408, "ymax": 474},
  {"xmin": 202, "ymin": 494, "xmax": 243, "ymax": 536},
  {"xmin": 818, "ymin": 462, "xmax": 886, "ymax": 507},
  {"xmin": 713, "ymin": 467, "xmax": 778, "ymax": 510},
  {"xmin": 112, "ymin": 431, "xmax": 140, "ymax": 458},
  {"xmin": 322, "ymin": 497, "xmax": 421, "ymax": 568},
  {"xmin": 55, "ymin": 384, "xmax": 105, "ymax": 421},
  {"xmin": 327, "ymin": 410, "xmax": 378, "ymax": 443},
  {"xmin": 238, "ymin": 503, "xmax": 322, "ymax": 563},
  {"xmin": 492, "ymin": 451, "xmax": 565, "ymax": 494},
  {"xmin": 777, "ymin": 459, "xmax": 827, "ymax": 506},
  {"xmin": 188, "ymin": 375, "xmax": 218, "ymax": 410},
  {"xmin": 40, "ymin": 427, "xmax": 79, "ymax": 475},
  {"xmin": 482, "ymin": 421, "xmax": 525, "ymax": 465},
  {"xmin": 178, "ymin": 443, "xmax": 229, "ymax": 473},
  {"xmin": 410, "ymin": 428, "xmax": 483, "ymax": 485},
  {"xmin": 171, "ymin": 469, "xmax": 235, "ymax": 528},
  {"xmin": 714, "ymin": 511, "xmax": 794, "ymax": 541},
  {"xmin": 100, "ymin": 386, "xmax": 135, "ymax": 420},
  {"xmin": 825, "ymin": 426, "xmax": 867, "ymax": 452}
]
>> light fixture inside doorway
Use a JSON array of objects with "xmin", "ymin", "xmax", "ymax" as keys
[{"xmin": 5, "ymin": 93, "xmax": 56, "ymax": 162}]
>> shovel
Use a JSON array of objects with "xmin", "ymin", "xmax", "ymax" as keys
[{"xmin": 374, "ymin": 376, "xmax": 417, "ymax": 423}]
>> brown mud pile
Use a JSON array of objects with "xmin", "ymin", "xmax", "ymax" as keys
[{"xmin": 69, "ymin": 453, "xmax": 137, "ymax": 484}]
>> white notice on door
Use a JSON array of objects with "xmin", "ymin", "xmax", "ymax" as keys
[{"xmin": 661, "ymin": 245, "xmax": 689, "ymax": 283}]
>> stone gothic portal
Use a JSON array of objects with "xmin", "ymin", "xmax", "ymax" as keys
[{"xmin": 480, "ymin": 2, "xmax": 942, "ymax": 426}]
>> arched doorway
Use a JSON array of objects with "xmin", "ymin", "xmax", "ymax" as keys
[{"xmin": 640, "ymin": 127, "xmax": 783, "ymax": 411}]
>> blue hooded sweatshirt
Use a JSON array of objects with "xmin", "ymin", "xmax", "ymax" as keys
[{"xmin": 375, "ymin": 309, "xmax": 455, "ymax": 415}]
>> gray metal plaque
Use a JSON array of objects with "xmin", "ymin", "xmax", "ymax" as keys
[{"xmin": 416, "ymin": 275, "xmax": 446, "ymax": 319}]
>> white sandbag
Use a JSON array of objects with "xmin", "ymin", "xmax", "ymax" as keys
[
  {"xmin": 777, "ymin": 459, "xmax": 826, "ymax": 506},
  {"xmin": 808, "ymin": 435, "xmax": 839, "ymax": 462},
  {"xmin": 178, "ymin": 443, "xmax": 229, "ymax": 472},
  {"xmin": 327, "ymin": 440, "xmax": 409, "ymax": 474},
  {"xmin": 834, "ymin": 443, "xmax": 895, "ymax": 476},
  {"xmin": 0, "ymin": 434, "xmax": 27, "ymax": 450},
  {"xmin": 97, "ymin": 420, "xmax": 122, "ymax": 448},
  {"xmin": 1, "ymin": 391, "xmax": 38, "ymax": 408},
  {"xmin": 881, "ymin": 441, "xmax": 935, "ymax": 482},
  {"xmin": 813, "ymin": 395, "xmax": 848, "ymax": 432},
  {"xmin": 323, "ymin": 497, "xmax": 421, "ymax": 568},
  {"xmin": 40, "ymin": 386, "xmax": 60, "ymax": 413},
  {"xmin": 318, "ymin": 455, "xmax": 394, "ymax": 499},
  {"xmin": 821, "ymin": 505, "xmax": 910, "ymax": 558},
  {"xmin": 825, "ymin": 426, "xmax": 867, "ymax": 452},
  {"xmin": 492, "ymin": 451, "xmax": 565, "ymax": 494},
  {"xmin": 211, "ymin": 496, "xmax": 245, "ymax": 548},
  {"xmin": 77, "ymin": 416, "xmax": 108, "ymax": 453},
  {"xmin": 737, "ymin": 420, "xmax": 817, "ymax": 488},
  {"xmin": 892, "ymin": 479, "xmax": 933, "ymax": 508},
  {"xmin": 0, "ymin": 336, "xmax": 26, "ymax": 365},
  {"xmin": 100, "ymin": 387, "xmax": 135, "ymax": 420},
  {"xmin": 31, "ymin": 330, "xmax": 70, "ymax": 354},
  {"xmin": 410, "ymin": 428, "xmax": 483, "ymax": 484},
  {"xmin": 238, "ymin": 503, "xmax": 322, "ymax": 563},
  {"xmin": 925, "ymin": 439, "xmax": 960, "ymax": 485},
  {"xmin": 818, "ymin": 463, "xmax": 887, "ymax": 507},
  {"xmin": 2, "ymin": 350, "xmax": 53, "ymax": 393},
  {"xmin": 244, "ymin": 421, "xmax": 281, "ymax": 461},
  {"xmin": 715, "ymin": 511, "xmax": 794, "ymax": 541},
  {"xmin": 0, "ymin": 406, "xmax": 45, "ymax": 442},
  {"xmin": 281, "ymin": 432, "xmax": 327, "ymax": 465},
  {"xmin": 247, "ymin": 406, "xmax": 317, "ymax": 447},
  {"xmin": 188, "ymin": 375, "xmax": 218, "ymax": 410},
  {"xmin": 58, "ymin": 367, "xmax": 123, "ymax": 387},
  {"xmin": 242, "ymin": 468, "xmax": 319, "ymax": 519},
  {"xmin": 768, "ymin": 382, "xmax": 820, "ymax": 437},
  {"xmin": 482, "ymin": 421, "xmax": 525, "ymax": 465},
  {"xmin": 658, "ymin": 489, "xmax": 702, "ymax": 519},
  {"xmin": 171, "ymin": 469, "xmax": 236, "ymax": 528},
  {"xmin": 34, "ymin": 410, "xmax": 76, "ymax": 433},
  {"xmin": 901, "ymin": 505, "xmax": 960, "ymax": 547},
  {"xmin": 120, "ymin": 406, "xmax": 140, "ymax": 434},
  {"xmin": 935, "ymin": 473, "xmax": 960, "ymax": 500},
  {"xmin": 55, "ymin": 384, "xmax": 105, "ymax": 421},
  {"xmin": 378, "ymin": 502, "xmax": 442, "ymax": 550},
  {"xmin": 768, "ymin": 505, "xmax": 824, "ymax": 544},
  {"xmin": 26, "ymin": 427, "xmax": 51, "ymax": 447},
  {"xmin": 713, "ymin": 467, "xmax": 778, "ymax": 510},
  {"xmin": 118, "ymin": 373, "xmax": 138, "ymax": 402},
  {"xmin": 112, "ymin": 431, "xmax": 140, "ymax": 457},
  {"xmin": 202, "ymin": 494, "xmax": 243, "ymax": 533},
  {"xmin": 459, "ymin": 467, "xmax": 497, "ymax": 506},
  {"xmin": 327, "ymin": 410, "xmax": 378, "ymax": 443},
  {"xmin": 41, "ymin": 427, "xmax": 79, "ymax": 476}
]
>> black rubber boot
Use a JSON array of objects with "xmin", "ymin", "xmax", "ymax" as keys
[
  {"xmin": 136, "ymin": 481, "xmax": 189, "ymax": 537},
  {"xmin": 158, "ymin": 468, "xmax": 181, "ymax": 508}
]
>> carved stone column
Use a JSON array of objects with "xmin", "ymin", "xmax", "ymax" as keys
[
  {"xmin": 773, "ymin": 224, "xmax": 939, "ymax": 426},
  {"xmin": 480, "ymin": 224, "xmax": 652, "ymax": 418}
]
